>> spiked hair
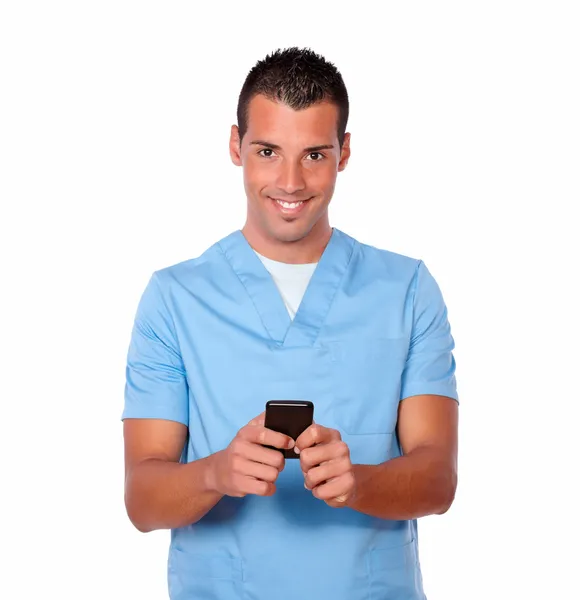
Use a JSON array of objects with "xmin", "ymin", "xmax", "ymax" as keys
[{"xmin": 237, "ymin": 47, "xmax": 349, "ymax": 149}]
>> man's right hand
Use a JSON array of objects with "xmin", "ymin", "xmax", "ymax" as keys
[{"xmin": 206, "ymin": 412, "xmax": 295, "ymax": 498}]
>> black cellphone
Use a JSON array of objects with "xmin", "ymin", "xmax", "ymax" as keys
[{"xmin": 264, "ymin": 400, "xmax": 314, "ymax": 458}]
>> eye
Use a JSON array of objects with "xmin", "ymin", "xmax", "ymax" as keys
[
  {"xmin": 258, "ymin": 148, "xmax": 276, "ymax": 158},
  {"xmin": 307, "ymin": 152, "xmax": 324, "ymax": 161}
]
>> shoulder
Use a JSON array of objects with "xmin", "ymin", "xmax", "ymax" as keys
[
  {"xmin": 341, "ymin": 229, "xmax": 422, "ymax": 282},
  {"xmin": 346, "ymin": 234, "xmax": 449, "ymax": 308},
  {"xmin": 148, "ymin": 234, "xmax": 230, "ymax": 295}
]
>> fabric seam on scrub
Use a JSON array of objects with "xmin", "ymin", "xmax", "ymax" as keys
[
  {"xmin": 150, "ymin": 271, "xmax": 186, "ymax": 372},
  {"xmin": 307, "ymin": 232, "xmax": 356, "ymax": 347},
  {"xmin": 215, "ymin": 242, "xmax": 278, "ymax": 344}
]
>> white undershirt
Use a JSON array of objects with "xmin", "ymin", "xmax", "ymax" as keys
[{"xmin": 255, "ymin": 251, "xmax": 318, "ymax": 320}]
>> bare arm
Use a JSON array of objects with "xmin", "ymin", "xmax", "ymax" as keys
[
  {"xmin": 123, "ymin": 418, "xmax": 223, "ymax": 533},
  {"xmin": 345, "ymin": 394, "xmax": 458, "ymax": 520},
  {"xmin": 123, "ymin": 414, "xmax": 294, "ymax": 533}
]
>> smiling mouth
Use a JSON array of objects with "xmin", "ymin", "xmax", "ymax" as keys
[{"xmin": 268, "ymin": 196, "xmax": 312, "ymax": 213}]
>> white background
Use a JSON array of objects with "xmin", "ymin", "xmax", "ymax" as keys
[{"xmin": 1, "ymin": 1, "xmax": 578, "ymax": 598}]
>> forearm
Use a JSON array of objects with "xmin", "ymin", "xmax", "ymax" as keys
[
  {"xmin": 125, "ymin": 452, "xmax": 223, "ymax": 533},
  {"xmin": 346, "ymin": 446, "xmax": 457, "ymax": 520}
]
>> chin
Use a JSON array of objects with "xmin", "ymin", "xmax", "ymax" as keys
[{"xmin": 270, "ymin": 223, "xmax": 312, "ymax": 244}]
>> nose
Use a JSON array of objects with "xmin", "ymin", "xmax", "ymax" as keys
[{"xmin": 276, "ymin": 160, "xmax": 306, "ymax": 195}]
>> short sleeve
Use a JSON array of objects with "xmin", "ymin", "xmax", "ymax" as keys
[
  {"xmin": 122, "ymin": 272, "xmax": 189, "ymax": 425},
  {"xmin": 400, "ymin": 260, "xmax": 459, "ymax": 403}
]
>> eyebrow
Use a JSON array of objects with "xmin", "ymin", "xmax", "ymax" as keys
[{"xmin": 250, "ymin": 140, "xmax": 335, "ymax": 152}]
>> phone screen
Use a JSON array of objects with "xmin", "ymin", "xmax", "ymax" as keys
[{"xmin": 264, "ymin": 400, "xmax": 314, "ymax": 458}]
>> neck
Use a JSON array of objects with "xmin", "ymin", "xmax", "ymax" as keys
[{"xmin": 241, "ymin": 219, "xmax": 332, "ymax": 264}]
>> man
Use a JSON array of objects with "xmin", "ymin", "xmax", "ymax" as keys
[{"xmin": 122, "ymin": 47, "xmax": 459, "ymax": 600}]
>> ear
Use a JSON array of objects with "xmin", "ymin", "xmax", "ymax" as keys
[
  {"xmin": 338, "ymin": 132, "xmax": 351, "ymax": 172},
  {"xmin": 229, "ymin": 124, "xmax": 243, "ymax": 166}
]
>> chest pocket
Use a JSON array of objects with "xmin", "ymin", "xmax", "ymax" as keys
[{"xmin": 328, "ymin": 338, "xmax": 408, "ymax": 435}]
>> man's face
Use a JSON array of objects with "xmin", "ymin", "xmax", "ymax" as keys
[{"xmin": 230, "ymin": 94, "xmax": 350, "ymax": 248}]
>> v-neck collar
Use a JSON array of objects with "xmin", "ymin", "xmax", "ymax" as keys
[{"xmin": 218, "ymin": 228, "xmax": 355, "ymax": 348}]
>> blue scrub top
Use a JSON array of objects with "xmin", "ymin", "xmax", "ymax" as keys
[{"xmin": 123, "ymin": 228, "xmax": 458, "ymax": 600}]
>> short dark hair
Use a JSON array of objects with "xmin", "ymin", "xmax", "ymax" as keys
[{"xmin": 237, "ymin": 47, "xmax": 349, "ymax": 149}]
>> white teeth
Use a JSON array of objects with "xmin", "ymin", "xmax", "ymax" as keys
[{"xmin": 276, "ymin": 199, "xmax": 303, "ymax": 209}]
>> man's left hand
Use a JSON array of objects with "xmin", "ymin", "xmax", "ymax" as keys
[{"xmin": 295, "ymin": 424, "xmax": 356, "ymax": 508}]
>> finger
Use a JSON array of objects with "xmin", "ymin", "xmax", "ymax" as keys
[
  {"xmin": 234, "ymin": 456, "xmax": 280, "ymax": 483},
  {"xmin": 240, "ymin": 424, "xmax": 294, "ymax": 450},
  {"xmin": 234, "ymin": 474, "xmax": 276, "ymax": 497},
  {"xmin": 235, "ymin": 440, "xmax": 285, "ymax": 470},
  {"xmin": 303, "ymin": 456, "xmax": 350, "ymax": 490},
  {"xmin": 325, "ymin": 494, "xmax": 349, "ymax": 508},
  {"xmin": 248, "ymin": 411, "xmax": 266, "ymax": 427},
  {"xmin": 295, "ymin": 424, "xmax": 340, "ymax": 453},
  {"xmin": 300, "ymin": 440, "xmax": 349, "ymax": 470},
  {"xmin": 312, "ymin": 472, "xmax": 355, "ymax": 502}
]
